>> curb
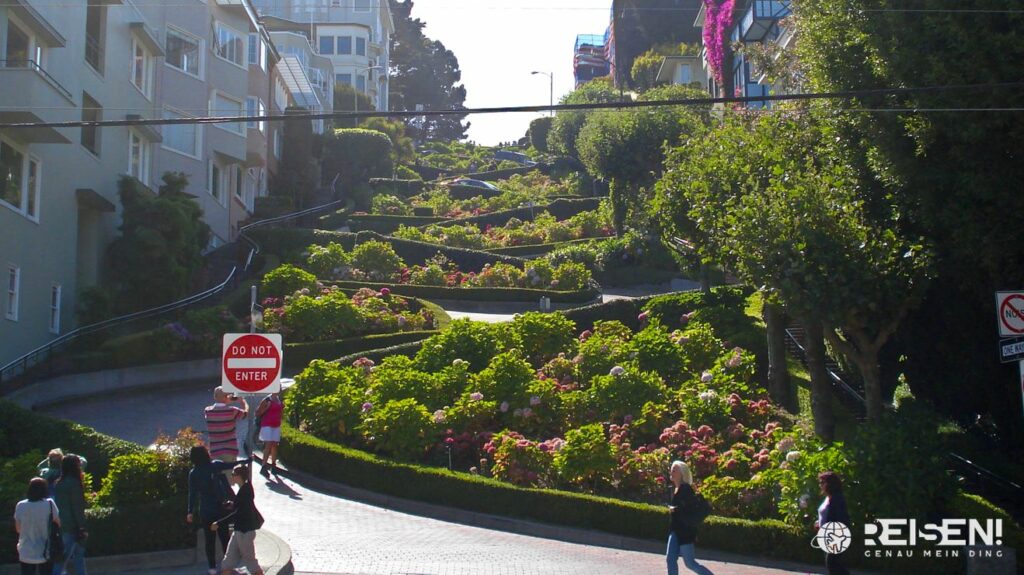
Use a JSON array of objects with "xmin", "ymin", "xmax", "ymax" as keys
[
  {"xmin": 0, "ymin": 548, "xmax": 196, "ymax": 575},
  {"xmin": 256, "ymin": 455, "xmax": 851, "ymax": 575}
]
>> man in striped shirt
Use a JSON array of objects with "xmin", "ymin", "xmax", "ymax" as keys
[{"xmin": 204, "ymin": 386, "xmax": 249, "ymax": 462}]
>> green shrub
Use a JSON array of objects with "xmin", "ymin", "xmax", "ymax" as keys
[
  {"xmin": 360, "ymin": 398, "xmax": 434, "ymax": 461},
  {"xmin": 552, "ymin": 261, "xmax": 592, "ymax": 291},
  {"xmin": 371, "ymin": 194, "xmax": 413, "ymax": 216},
  {"xmin": 588, "ymin": 369, "xmax": 667, "ymax": 421},
  {"xmin": 84, "ymin": 497, "xmax": 192, "ymax": 557},
  {"xmin": 306, "ymin": 242, "xmax": 351, "ymax": 278},
  {"xmin": 504, "ymin": 312, "xmax": 578, "ymax": 366},
  {"xmin": 95, "ymin": 451, "xmax": 182, "ymax": 508},
  {"xmin": 554, "ymin": 424, "xmax": 616, "ymax": 486},
  {"xmin": 350, "ymin": 240, "xmax": 405, "ymax": 279},
  {"xmin": 284, "ymin": 331, "xmax": 438, "ymax": 370},
  {"xmin": 414, "ymin": 319, "xmax": 500, "ymax": 373},
  {"xmin": 262, "ymin": 264, "xmax": 318, "ymax": 298},
  {"xmin": 473, "ymin": 349, "xmax": 535, "ymax": 406}
]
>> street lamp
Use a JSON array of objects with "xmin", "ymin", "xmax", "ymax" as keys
[
  {"xmin": 531, "ymin": 71, "xmax": 553, "ymax": 116},
  {"xmin": 354, "ymin": 65, "xmax": 384, "ymax": 115}
]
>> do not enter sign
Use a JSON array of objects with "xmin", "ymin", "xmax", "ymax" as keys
[
  {"xmin": 222, "ymin": 333, "xmax": 283, "ymax": 394},
  {"xmin": 996, "ymin": 292, "xmax": 1024, "ymax": 337}
]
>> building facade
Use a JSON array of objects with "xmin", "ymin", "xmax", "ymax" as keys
[
  {"xmin": 573, "ymin": 33, "xmax": 611, "ymax": 88},
  {"xmin": 251, "ymin": 0, "xmax": 392, "ymax": 111},
  {"xmin": 0, "ymin": 0, "xmax": 321, "ymax": 367}
]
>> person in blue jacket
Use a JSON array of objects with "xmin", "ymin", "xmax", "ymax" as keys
[{"xmin": 186, "ymin": 445, "xmax": 249, "ymax": 575}]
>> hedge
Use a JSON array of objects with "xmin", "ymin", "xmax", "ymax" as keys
[
  {"xmin": 463, "ymin": 164, "xmax": 540, "ymax": 181},
  {"xmin": 324, "ymin": 280, "xmax": 601, "ymax": 304},
  {"xmin": 335, "ymin": 340, "xmax": 424, "ymax": 366},
  {"xmin": 353, "ymin": 231, "xmax": 525, "ymax": 270},
  {"xmin": 408, "ymin": 164, "xmax": 450, "ymax": 181},
  {"xmin": 369, "ymin": 178, "xmax": 425, "ymax": 197},
  {"xmin": 84, "ymin": 497, "xmax": 192, "ymax": 557},
  {"xmin": 347, "ymin": 214, "xmax": 448, "ymax": 234},
  {"xmin": 249, "ymin": 228, "xmax": 357, "ymax": 256},
  {"xmin": 486, "ymin": 238, "xmax": 600, "ymax": 257},
  {"xmin": 278, "ymin": 423, "xmax": 818, "ymax": 563},
  {"xmin": 446, "ymin": 184, "xmax": 505, "ymax": 200},
  {"xmin": 429, "ymin": 197, "xmax": 603, "ymax": 230},
  {"xmin": 285, "ymin": 331, "xmax": 439, "ymax": 370}
]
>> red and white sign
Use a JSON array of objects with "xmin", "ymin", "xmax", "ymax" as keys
[
  {"xmin": 222, "ymin": 333, "xmax": 283, "ymax": 395},
  {"xmin": 996, "ymin": 292, "xmax": 1024, "ymax": 337}
]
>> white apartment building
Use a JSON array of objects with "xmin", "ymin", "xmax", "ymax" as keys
[{"xmin": 0, "ymin": 0, "xmax": 321, "ymax": 368}]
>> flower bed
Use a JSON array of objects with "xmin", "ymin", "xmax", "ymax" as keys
[
  {"xmin": 383, "ymin": 173, "xmax": 584, "ymax": 219},
  {"xmin": 392, "ymin": 203, "xmax": 615, "ymax": 250},
  {"xmin": 290, "ymin": 239, "xmax": 596, "ymax": 293}
]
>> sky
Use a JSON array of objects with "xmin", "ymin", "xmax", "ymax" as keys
[{"xmin": 409, "ymin": 0, "xmax": 613, "ymax": 145}]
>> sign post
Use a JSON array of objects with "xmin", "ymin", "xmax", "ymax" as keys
[
  {"xmin": 223, "ymin": 333, "xmax": 283, "ymax": 458},
  {"xmin": 996, "ymin": 292, "xmax": 1024, "ymax": 418}
]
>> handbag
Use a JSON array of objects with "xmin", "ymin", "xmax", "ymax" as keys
[{"xmin": 45, "ymin": 500, "xmax": 64, "ymax": 561}]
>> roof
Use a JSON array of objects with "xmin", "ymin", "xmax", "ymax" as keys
[{"xmin": 277, "ymin": 55, "xmax": 322, "ymax": 110}]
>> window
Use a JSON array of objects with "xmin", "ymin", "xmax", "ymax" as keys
[
  {"xmin": 234, "ymin": 165, "xmax": 244, "ymax": 201},
  {"xmin": 85, "ymin": 0, "xmax": 105, "ymax": 73},
  {"xmin": 26, "ymin": 157, "xmax": 39, "ymax": 218},
  {"xmin": 0, "ymin": 139, "xmax": 39, "ymax": 221},
  {"xmin": 337, "ymin": 36, "xmax": 351, "ymax": 55},
  {"xmin": 318, "ymin": 35, "xmax": 334, "ymax": 55},
  {"xmin": 356, "ymin": 37, "xmax": 366, "ymax": 56},
  {"xmin": 49, "ymin": 284, "xmax": 61, "ymax": 334},
  {"xmin": 5, "ymin": 19, "xmax": 32, "ymax": 66},
  {"xmin": 273, "ymin": 130, "xmax": 282, "ymax": 158},
  {"xmin": 6, "ymin": 266, "xmax": 19, "ymax": 321},
  {"xmin": 248, "ymin": 34, "xmax": 267, "ymax": 69},
  {"xmin": 162, "ymin": 108, "xmax": 200, "ymax": 157},
  {"xmin": 211, "ymin": 92, "xmax": 244, "ymax": 135},
  {"xmin": 214, "ymin": 22, "xmax": 244, "ymax": 67},
  {"xmin": 356, "ymin": 74, "xmax": 366, "ymax": 93},
  {"xmin": 81, "ymin": 93, "xmax": 101, "ymax": 156},
  {"xmin": 354, "ymin": 0, "xmax": 371, "ymax": 12},
  {"xmin": 131, "ymin": 38, "xmax": 153, "ymax": 98},
  {"xmin": 128, "ymin": 130, "xmax": 151, "ymax": 185},
  {"xmin": 677, "ymin": 65, "xmax": 691, "ymax": 85},
  {"xmin": 245, "ymin": 97, "xmax": 265, "ymax": 132},
  {"xmin": 209, "ymin": 161, "xmax": 224, "ymax": 204},
  {"xmin": 335, "ymin": 73, "xmax": 352, "ymax": 86},
  {"xmin": 166, "ymin": 28, "xmax": 201, "ymax": 77}
]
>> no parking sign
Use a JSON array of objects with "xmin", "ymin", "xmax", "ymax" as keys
[{"xmin": 222, "ymin": 333, "xmax": 283, "ymax": 395}]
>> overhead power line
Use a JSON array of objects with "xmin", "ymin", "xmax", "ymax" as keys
[{"xmin": 1, "ymin": 82, "xmax": 1021, "ymax": 131}]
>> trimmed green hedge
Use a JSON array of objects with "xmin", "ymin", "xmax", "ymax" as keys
[
  {"xmin": 464, "ymin": 165, "xmax": 539, "ymax": 181},
  {"xmin": 285, "ymin": 331, "xmax": 439, "ymax": 370},
  {"xmin": 249, "ymin": 228, "xmax": 357, "ymax": 256},
  {"xmin": 486, "ymin": 238, "xmax": 599, "ymax": 257},
  {"xmin": 335, "ymin": 340, "xmax": 424, "ymax": 366},
  {"xmin": 369, "ymin": 178, "xmax": 425, "ymax": 197},
  {"xmin": 429, "ymin": 197, "xmax": 602, "ymax": 230},
  {"xmin": 279, "ymin": 423, "xmax": 818, "ymax": 563},
  {"xmin": 446, "ymin": 184, "xmax": 505, "ymax": 200},
  {"xmin": 324, "ymin": 280, "xmax": 601, "ymax": 304},
  {"xmin": 353, "ymin": 231, "xmax": 525, "ymax": 270},
  {"xmin": 348, "ymin": 214, "xmax": 448, "ymax": 234},
  {"xmin": 84, "ymin": 497, "xmax": 192, "ymax": 557}
]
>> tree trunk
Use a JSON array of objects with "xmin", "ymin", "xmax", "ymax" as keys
[
  {"xmin": 860, "ymin": 358, "xmax": 884, "ymax": 422},
  {"xmin": 764, "ymin": 300, "xmax": 796, "ymax": 412},
  {"xmin": 698, "ymin": 262, "xmax": 712, "ymax": 293},
  {"xmin": 803, "ymin": 317, "xmax": 835, "ymax": 442},
  {"xmin": 609, "ymin": 180, "xmax": 627, "ymax": 235}
]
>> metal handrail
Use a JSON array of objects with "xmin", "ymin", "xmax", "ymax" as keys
[
  {"xmin": 0, "ymin": 176, "xmax": 344, "ymax": 388},
  {"xmin": 0, "ymin": 60, "xmax": 73, "ymax": 100},
  {"xmin": 783, "ymin": 327, "xmax": 866, "ymax": 404}
]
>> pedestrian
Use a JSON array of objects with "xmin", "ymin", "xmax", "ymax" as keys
[
  {"xmin": 51, "ymin": 455, "xmax": 88, "ymax": 575},
  {"xmin": 204, "ymin": 387, "xmax": 249, "ymax": 463},
  {"xmin": 187, "ymin": 445, "xmax": 249, "ymax": 575},
  {"xmin": 255, "ymin": 393, "xmax": 284, "ymax": 478},
  {"xmin": 666, "ymin": 461, "xmax": 714, "ymax": 575},
  {"xmin": 14, "ymin": 477, "xmax": 60, "ymax": 575},
  {"xmin": 816, "ymin": 471, "xmax": 851, "ymax": 575},
  {"xmin": 213, "ymin": 464, "xmax": 265, "ymax": 575},
  {"xmin": 37, "ymin": 450, "xmax": 63, "ymax": 497}
]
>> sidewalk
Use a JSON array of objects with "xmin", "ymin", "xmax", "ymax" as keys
[{"xmin": 122, "ymin": 530, "xmax": 292, "ymax": 575}]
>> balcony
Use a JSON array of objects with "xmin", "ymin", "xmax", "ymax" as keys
[
  {"xmin": 738, "ymin": 0, "xmax": 790, "ymax": 42},
  {"xmin": 0, "ymin": 61, "xmax": 74, "ymax": 143}
]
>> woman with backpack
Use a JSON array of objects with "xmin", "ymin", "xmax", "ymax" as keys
[
  {"xmin": 14, "ymin": 477, "xmax": 61, "ymax": 575},
  {"xmin": 52, "ymin": 455, "xmax": 88, "ymax": 575},
  {"xmin": 212, "ymin": 464, "xmax": 265, "ymax": 575},
  {"xmin": 187, "ymin": 446, "xmax": 249, "ymax": 575},
  {"xmin": 667, "ymin": 461, "xmax": 714, "ymax": 575},
  {"xmin": 255, "ymin": 393, "xmax": 283, "ymax": 478}
]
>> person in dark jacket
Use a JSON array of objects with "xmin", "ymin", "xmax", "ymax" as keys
[
  {"xmin": 816, "ymin": 471, "xmax": 852, "ymax": 575},
  {"xmin": 667, "ymin": 461, "xmax": 714, "ymax": 575},
  {"xmin": 187, "ymin": 446, "xmax": 249, "ymax": 575},
  {"xmin": 51, "ymin": 455, "xmax": 87, "ymax": 575},
  {"xmin": 213, "ymin": 464, "xmax": 264, "ymax": 575}
]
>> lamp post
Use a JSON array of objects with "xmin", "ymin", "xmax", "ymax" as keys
[
  {"xmin": 531, "ymin": 71, "xmax": 553, "ymax": 116},
  {"xmin": 354, "ymin": 65, "xmax": 384, "ymax": 116}
]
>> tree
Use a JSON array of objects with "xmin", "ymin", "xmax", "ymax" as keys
[
  {"xmin": 655, "ymin": 111, "xmax": 933, "ymax": 429},
  {"xmin": 322, "ymin": 129, "xmax": 394, "ymax": 205},
  {"xmin": 548, "ymin": 78, "xmax": 622, "ymax": 159},
  {"xmin": 794, "ymin": 0, "xmax": 1024, "ymax": 442},
  {"xmin": 333, "ymin": 83, "xmax": 375, "ymax": 129},
  {"xmin": 271, "ymin": 107, "xmax": 316, "ymax": 209},
  {"xmin": 389, "ymin": 0, "xmax": 469, "ymax": 141},
  {"xmin": 106, "ymin": 173, "xmax": 211, "ymax": 311},
  {"xmin": 362, "ymin": 117, "xmax": 416, "ymax": 165},
  {"xmin": 527, "ymin": 117, "xmax": 554, "ymax": 153},
  {"xmin": 577, "ymin": 84, "xmax": 708, "ymax": 233}
]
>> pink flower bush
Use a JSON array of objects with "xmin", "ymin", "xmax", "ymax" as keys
[{"xmin": 703, "ymin": 0, "xmax": 736, "ymax": 85}]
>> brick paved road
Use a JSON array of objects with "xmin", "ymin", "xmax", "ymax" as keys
[{"xmin": 44, "ymin": 383, "xmax": 824, "ymax": 575}]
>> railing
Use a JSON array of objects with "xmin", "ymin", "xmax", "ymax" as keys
[
  {"xmin": 0, "ymin": 176, "xmax": 343, "ymax": 391},
  {"xmin": 0, "ymin": 59, "xmax": 74, "ymax": 101}
]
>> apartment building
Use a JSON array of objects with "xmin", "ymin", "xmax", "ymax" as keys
[
  {"xmin": 573, "ymin": 33, "xmax": 610, "ymax": 88},
  {"xmin": 656, "ymin": 55, "xmax": 707, "ymax": 89},
  {"xmin": 252, "ymin": 0, "xmax": 392, "ymax": 111},
  {"xmin": 0, "ymin": 0, "xmax": 320, "ymax": 367}
]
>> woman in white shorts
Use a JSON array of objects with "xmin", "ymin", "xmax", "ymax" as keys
[{"xmin": 256, "ymin": 393, "xmax": 283, "ymax": 477}]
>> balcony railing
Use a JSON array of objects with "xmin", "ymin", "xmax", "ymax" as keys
[
  {"xmin": 738, "ymin": 0, "xmax": 791, "ymax": 42},
  {"xmin": 0, "ymin": 59, "xmax": 73, "ymax": 101}
]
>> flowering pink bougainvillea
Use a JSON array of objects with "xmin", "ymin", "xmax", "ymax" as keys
[{"xmin": 703, "ymin": 0, "xmax": 736, "ymax": 85}]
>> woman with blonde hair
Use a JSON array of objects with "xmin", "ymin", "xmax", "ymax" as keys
[{"xmin": 667, "ymin": 461, "xmax": 714, "ymax": 575}]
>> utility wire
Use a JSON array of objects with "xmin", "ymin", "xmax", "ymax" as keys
[{"xmin": 2, "ymin": 81, "xmax": 1022, "ymax": 130}]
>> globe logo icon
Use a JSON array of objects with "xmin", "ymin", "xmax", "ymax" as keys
[{"xmin": 811, "ymin": 522, "xmax": 852, "ymax": 554}]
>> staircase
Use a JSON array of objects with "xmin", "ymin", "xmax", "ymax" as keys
[{"xmin": 782, "ymin": 323, "xmax": 868, "ymax": 421}]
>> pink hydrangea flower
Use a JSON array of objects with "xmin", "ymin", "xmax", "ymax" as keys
[
  {"xmin": 361, "ymin": 402, "xmax": 373, "ymax": 413},
  {"xmin": 500, "ymin": 401, "xmax": 510, "ymax": 413},
  {"xmin": 530, "ymin": 396, "xmax": 541, "ymax": 406},
  {"xmin": 469, "ymin": 392, "xmax": 484, "ymax": 401}
]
